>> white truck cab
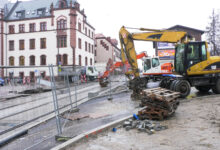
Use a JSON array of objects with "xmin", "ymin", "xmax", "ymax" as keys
[
  {"xmin": 81, "ymin": 66, "xmax": 99, "ymax": 81},
  {"xmin": 142, "ymin": 56, "xmax": 161, "ymax": 75}
]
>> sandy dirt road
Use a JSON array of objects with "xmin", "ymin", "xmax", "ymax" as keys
[{"xmin": 70, "ymin": 95, "xmax": 220, "ymax": 150}]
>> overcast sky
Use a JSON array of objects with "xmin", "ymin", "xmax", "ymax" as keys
[{"xmin": 6, "ymin": 0, "xmax": 220, "ymax": 56}]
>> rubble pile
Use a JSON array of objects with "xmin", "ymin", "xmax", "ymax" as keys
[
  {"xmin": 139, "ymin": 87, "xmax": 180, "ymax": 120},
  {"xmin": 122, "ymin": 118, "xmax": 168, "ymax": 135}
]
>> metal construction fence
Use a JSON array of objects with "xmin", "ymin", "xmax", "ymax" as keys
[{"xmin": 0, "ymin": 65, "xmax": 129, "ymax": 149}]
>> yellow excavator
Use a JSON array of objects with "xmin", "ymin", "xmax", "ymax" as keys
[{"xmin": 119, "ymin": 26, "xmax": 220, "ymax": 98}]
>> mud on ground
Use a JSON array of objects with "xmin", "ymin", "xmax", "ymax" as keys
[{"xmin": 70, "ymin": 95, "xmax": 220, "ymax": 150}]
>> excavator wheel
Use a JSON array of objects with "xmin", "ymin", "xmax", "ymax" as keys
[
  {"xmin": 195, "ymin": 86, "xmax": 211, "ymax": 93},
  {"xmin": 159, "ymin": 78, "xmax": 172, "ymax": 89},
  {"xmin": 175, "ymin": 80, "xmax": 191, "ymax": 98},
  {"xmin": 169, "ymin": 80, "xmax": 179, "ymax": 91},
  {"xmin": 212, "ymin": 78, "xmax": 220, "ymax": 94}
]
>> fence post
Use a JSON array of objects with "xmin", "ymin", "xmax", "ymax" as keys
[
  {"xmin": 65, "ymin": 71, "xmax": 73, "ymax": 110},
  {"xmin": 49, "ymin": 65, "xmax": 62, "ymax": 135},
  {"xmin": 108, "ymin": 70, "xmax": 113, "ymax": 100}
]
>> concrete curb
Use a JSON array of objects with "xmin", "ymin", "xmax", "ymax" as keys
[{"xmin": 51, "ymin": 115, "xmax": 133, "ymax": 150}]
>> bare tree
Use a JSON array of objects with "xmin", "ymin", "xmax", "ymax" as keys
[{"xmin": 206, "ymin": 9, "xmax": 220, "ymax": 56}]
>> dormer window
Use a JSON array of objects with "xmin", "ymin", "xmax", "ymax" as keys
[
  {"xmin": 16, "ymin": 10, "xmax": 25, "ymax": 18},
  {"xmin": 59, "ymin": 0, "xmax": 67, "ymax": 8},
  {"xmin": 37, "ymin": 8, "xmax": 45, "ymax": 16},
  {"xmin": 17, "ymin": 12, "xmax": 22, "ymax": 17}
]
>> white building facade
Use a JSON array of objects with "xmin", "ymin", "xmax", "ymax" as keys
[{"xmin": 0, "ymin": 0, "xmax": 95, "ymax": 79}]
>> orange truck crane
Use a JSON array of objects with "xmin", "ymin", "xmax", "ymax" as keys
[
  {"xmin": 99, "ymin": 52, "xmax": 173, "ymax": 87},
  {"xmin": 99, "ymin": 52, "xmax": 147, "ymax": 87}
]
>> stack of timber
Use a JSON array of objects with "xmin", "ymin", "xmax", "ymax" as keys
[{"xmin": 138, "ymin": 87, "xmax": 180, "ymax": 120}]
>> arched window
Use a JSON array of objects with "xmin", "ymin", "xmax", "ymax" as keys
[
  {"xmin": 40, "ymin": 55, "xmax": 46, "ymax": 65},
  {"xmin": 85, "ymin": 57, "xmax": 88, "ymax": 66},
  {"xmin": 30, "ymin": 55, "xmax": 35, "ymax": 66},
  {"xmin": 79, "ymin": 55, "xmax": 81, "ymax": 66},
  {"xmin": 19, "ymin": 56, "xmax": 25, "ymax": 66},
  {"xmin": 90, "ymin": 58, "xmax": 92, "ymax": 66},
  {"xmin": 9, "ymin": 56, "xmax": 14, "ymax": 66},
  {"xmin": 57, "ymin": 19, "xmax": 66, "ymax": 29},
  {"xmin": 63, "ymin": 54, "xmax": 68, "ymax": 65}
]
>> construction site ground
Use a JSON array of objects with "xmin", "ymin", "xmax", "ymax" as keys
[{"xmin": 69, "ymin": 95, "xmax": 220, "ymax": 150}]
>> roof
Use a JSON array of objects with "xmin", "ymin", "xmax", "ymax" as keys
[
  {"xmin": 3, "ymin": 0, "xmax": 77, "ymax": 20},
  {"xmin": 168, "ymin": 25, "xmax": 205, "ymax": 34},
  {"xmin": 0, "ymin": 0, "xmax": 8, "ymax": 9},
  {"xmin": 95, "ymin": 34, "xmax": 120, "ymax": 51}
]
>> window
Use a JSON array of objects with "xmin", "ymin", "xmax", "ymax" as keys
[
  {"xmin": 78, "ymin": 38, "xmax": 81, "ymax": 49},
  {"xmin": 88, "ymin": 29, "xmax": 90, "ymax": 37},
  {"xmin": 78, "ymin": 22, "xmax": 81, "ymax": 32},
  {"xmin": 29, "ymin": 23, "xmax": 35, "ymax": 32},
  {"xmin": 95, "ymin": 50, "xmax": 97, "ymax": 56},
  {"xmin": 79, "ymin": 55, "xmax": 81, "ymax": 66},
  {"xmin": 186, "ymin": 43, "xmax": 203, "ymax": 68},
  {"xmin": 16, "ymin": 10, "xmax": 25, "ymax": 18},
  {"xmin": 201, "ymin": 44, "xmax": 207, "ymax": 61},
  {"xmin": 90, "ymin": 58, "xmax": 92, "ymax": 65},
  {"xmin": 40, "ymin": 55, "xmax": 46, "ymax": 65},
  {"xmin": 63, "ymin": 54, "xmax": 68, "ymax": 65},
  {"xmin": 152, "ymin": 58, "xmax": 160, "ymax": 68},
  {"xmin": 16, "ymin": 12, "xmax": 22, "ymax": 17},
  {"xmin": 9, "ymin": 56, "xmax": 14, "ymax": 66},
  {"xmin": 19, "ymin": 56, "xmax": 25, "ymax": 66},
  {"xmin": 85, "ymin": 41, "xmax": 87, "ymax": 51},
  {"xmin": 9, "ymin": 25, "xmax": 14, "ymax": 34},
  {"xmin": 30, "ymin": 71, "xmax": 35, "ymax": 81},
  {"xmin": 60, "ymin": 2, "xmax": 64, "ymax": 8},
  {"xmin": 29, "ymin": 39, "xmax": 35, "ymax": 49},
  {"xmin": 85, "ymin": 27, "xmax": 87, "ymax": 35},
  {"xmin": 92, "ymin": 45, "xmax": 94, "ymax": 53},
  {"xmin": 40, "ymin": 38, "xmax": 46, "ymax": 49},
  {"xmin": 187, "ymin": 44, "xmax": 200, "ymax": 60},
  {"xmin": 19, "ymin": 72, "xmax": 24, "ymax": 79},
  {"xmin": 89, "ymin": 43, "xmax": 91, "ymax": 52},
  {"xmin": 57, "ymin": 19, "xmax": 66, "ymax": 29},
  {"xmin": 57, "ymin": 36, "xmax": 67, "ymax": 48},
  {"xmin": 9, "ymin": 40, "xmax": 14, "ymax": 51},
  {"xmin": 37, "ymin": 8, "xmax": 45, "ymax": 16},
  {"xmin": 92, "ymin": 32, "xmax": 94, "ymax": 38},
  {"xmin": 19, "ymin": 24, "xmax": 25, "ymax": 33},
  {"xmin": 144, "ymin": 59, "xmax": 151, "ymax": 72},
  {"xmin": 85, "ymin": 57, "xmax": 88, "ymax": 66},
  {"xmin": 40, "ymin": 22, "xmax": 47, "ymax": 31},
  {"xmin": 30, "ymin": 55, "xmax": 35, "ymax": 65},
  {"xmin": 59, "ymin": 1, "xmax": 66, "ymax": 8},
  {"xmin": 19, "ymin": 40, "xmax": 25, "ymax": 50}
]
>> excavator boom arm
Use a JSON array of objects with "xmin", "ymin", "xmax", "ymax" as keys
[{"xmin": 119, "ymin": 26, "xmax": 187, "ymax": 78}]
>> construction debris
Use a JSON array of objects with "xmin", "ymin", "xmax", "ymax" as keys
[
  {"xmin": 122, "ymin": 118, "xmax": 168, "ymax": 135},
  {"xmin": 138, "ymin": 87, "xmax": 180, "ymax": 120}
]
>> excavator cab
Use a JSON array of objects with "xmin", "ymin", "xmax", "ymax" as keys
[{"xmin": 175, "ymin": 42, "xmax": 207, "ymax": 75}]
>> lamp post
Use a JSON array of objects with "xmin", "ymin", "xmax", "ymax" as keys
[{"xmin": 57, "ymin": 35, "xmax": 61, "ymax": 75}]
